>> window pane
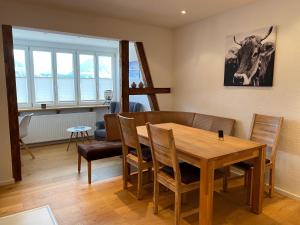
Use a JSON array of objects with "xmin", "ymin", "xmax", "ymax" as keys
[
  {"xmin": 34, "ymin": 77, "xmax": 54, "ymax": 102},
  {"xmin": 79, "ymin": 54, "xmax": 95, "ymax": 78},
  {"xmin": 56, "ymin": 52, "xmax": 74, "ymax": 78},
  {"xmin": 16, "ymin": 77, "xmax": 28, "ymax": 104},
  {"xmin": 33, "ymin": 51, "xmax": 52, "ymax": 77},
  {"xmin": 99, "ymin": 79, "xmax": 113, "ymax": 100},
  {"xmin": 129, "ymin": 62, "xmax": 142, "ymax": 84},
  {"xmin": 58, "ymin": 78, "xmax": 75, "ymax": 102},
  {"xmin": 98, "ymin": 56, "xmax": 112, "ymax": 78},
  {"xmin": 129, "ymin": 43, "xmax": 142, "ymax": 84},
  {"xmin": 80, "ymin": 78, "xmax": 96, "ymax": 101},
  {"xmin": 14, "ymin": 49, "xmax": 26, "ymax": 78}
]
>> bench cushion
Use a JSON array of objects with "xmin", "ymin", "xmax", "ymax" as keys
[{"xmin": 78, "ymin": 141, "xmax": 122, "ymax": 161}]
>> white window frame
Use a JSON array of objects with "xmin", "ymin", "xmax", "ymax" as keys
[
  {"xmin": 97, "ymin": 52, "xmax": 117, "ymax": 101},
  {"xmin": 77, "ymin": 51, "xmax": 98, "ymax": 104},
  {"xmin": 30, "ymin": 47, "xmax": 55, "ymax": 107},
  {"xmin": 55, "ymin": 50, "xmax": 77, "ymax": 106},
  {"xmin": 14, "ymin": 46, "xmax": 32, "ymax": 108},
  {"xmin": 14, "ymin": 39, "xmax": 118, "ymax": 109}
]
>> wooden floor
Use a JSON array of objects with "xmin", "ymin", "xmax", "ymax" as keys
[{"xmin": 0, "ymin": 143, "xmax": 300, "ymax": 225}]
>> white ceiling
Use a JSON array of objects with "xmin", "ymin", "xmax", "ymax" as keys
[{"xmin": 12, "ymin": 0, "xmax": 259, "ymax": 28}]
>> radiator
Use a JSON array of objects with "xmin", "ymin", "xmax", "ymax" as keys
[{"xmin": 21, "ymin": 112, "xmax": 96, "ymax": 144}]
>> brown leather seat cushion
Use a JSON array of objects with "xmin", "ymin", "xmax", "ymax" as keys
[
  {"xmin": 78, "ymin": 141, "xmax": 122, "ymax": 161},
  {"xmin": 161, "ymin": 163, "xmax": 225, "ymax": 184},
  {"xmin": 129, "ymin": 146, "xmax": 152, "ymax": 162},
  {"xmin": 161, "ymin": 162, "xmax": 200, "ymax": 184}
]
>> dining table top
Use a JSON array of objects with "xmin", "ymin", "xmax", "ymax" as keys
[{"xmin": 136, "ymin": 122, "xmax": 266, "ymax": 161}]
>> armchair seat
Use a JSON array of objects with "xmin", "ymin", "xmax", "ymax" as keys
[{"xmin": 96, "ymin": 121, "xmax": 105, "ymax": 129}]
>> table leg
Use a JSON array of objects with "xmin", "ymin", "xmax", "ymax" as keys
[
  {"xmin": 85, "ymin": 131, "xmax": 89, "ymax": 141},
  {"xmin": 75, "ymin": 132, "xmax": 79, "ymax": 148},
  {"xmin": 199, "ymin": 161, "xmax": 215, "ymax": 225},
  {"xmin": 251, "ymin": 146, "xmax": 266, "ymax": 214},
  {"xmin": 80, "ymin": 132, "xmax": 85, "ymax": 143},
  {"xmin": 66, "ymin": 132, "xmax": 74, "ymax": 151}
]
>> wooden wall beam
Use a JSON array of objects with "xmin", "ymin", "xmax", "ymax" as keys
[
  {"xmin": 135, "ymin": 42, "xmax": 160, "ymax": 111},
  {"xmin": 2, "ymin": 24, "xmax": 21, "ymax": 181},
  {"xmin": 129, "ymin": 88, "xmax": 170, "ymax": 95},
  {"xmin": 120, "ymin": 40, "xmax": 129, "ymax": 112}
]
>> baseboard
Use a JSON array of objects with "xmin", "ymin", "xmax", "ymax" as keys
[
  {"xmin": 0, "ymin": 178, "xmax": 15, "ymax": 186},
  {"xmin": 274, "ymin": 186, "xmax": 300, "ymax": 200},
  {"xmin": 27, "ymin": 136, "xmax": 95, "ymax": 148},
  {"xmin": 231, "ymin": 169, "xmax": 300, "ymax": 200}
]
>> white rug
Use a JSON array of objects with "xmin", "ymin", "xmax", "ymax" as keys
[{"xmin": 0, "ymin": 206, "xmax": 58, "ymax": 225}]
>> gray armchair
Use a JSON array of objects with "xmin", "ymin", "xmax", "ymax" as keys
[{"xmin": 94, "ymin": 101, "xmax": 142, "ymax": 140}]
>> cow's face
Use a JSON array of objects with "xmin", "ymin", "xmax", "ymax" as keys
[
  {"xmin": 233, "ymin": 37, "xmax": 261, "ymax": 85},
  {"xmin": 233, "ymin": 27, "xmax": 273, "ymax": 85}
]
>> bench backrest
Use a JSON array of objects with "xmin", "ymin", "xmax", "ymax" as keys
[{"xmin": 104, "ymin": 111, "xmax": 235, "ymax": 141}]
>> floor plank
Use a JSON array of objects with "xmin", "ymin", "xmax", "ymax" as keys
[{"xmin": 0, "ymin": 143, "xmax": 300, "ymax": 225}]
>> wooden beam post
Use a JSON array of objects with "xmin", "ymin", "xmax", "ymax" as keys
[
  {"xmin": 120, "ymin": 40, "xmax": 129, "ymax": 112},
  {"xmin": 135, "ymin": 42, "xmax": 160, "ymax": 111},
  {"xmin": 2, "ymin": 24, "xmax": 22, "ymax": 181}
]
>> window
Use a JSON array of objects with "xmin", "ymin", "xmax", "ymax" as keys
[
  {"xmin": 13, "ymin": 43, "xmax": 117, "ymax": 108},
  {"xmin": 129, "ymin": 43, "xmax": 142, "ymax": 85},
  {"xmin": 14, "ymin": 49, "xmax": 29, "ymax": 105},
  {"xmin": 98, "ymin": 55, "xmax": 113, "ymax": 100},
  {"xmin": 32, "ymin": 50, "xmax": 54, "ymax": 103},
  {"xmin": 79, "ymin": 54, "xmax": 96, "ymax": 101},
  {"xmin": 56, "ymin": 52, "xmax": 75, "ymax": 103}
]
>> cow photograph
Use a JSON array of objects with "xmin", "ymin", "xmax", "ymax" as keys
[{"xmin": 224, "ymin": 26, "xmax": 277, "ymax": 87}]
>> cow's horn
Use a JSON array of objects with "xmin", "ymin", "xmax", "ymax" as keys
[
  {"xmin": 233, "ymin": 36, "xmax": 242, "ymax": 46},
  {"xmin": 261, "ymin": 26, "xmax": 273, "ymax": 42}
]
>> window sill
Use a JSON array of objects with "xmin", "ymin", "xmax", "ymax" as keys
[{"xmin": 18, "ymin": 104, "xmax": 109, "ymax": 114}]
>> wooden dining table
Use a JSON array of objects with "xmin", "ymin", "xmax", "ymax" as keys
[{"xmin": 136, "ymin": 123, "xmax": 266, "ymax": 225}]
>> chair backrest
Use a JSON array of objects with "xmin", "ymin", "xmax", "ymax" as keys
[
  {"xmin": 19, "ymin": 113, "xmax": 33, "ymax": 139},
  {"xmin": 118, "ymin": 115, "xmax": 143, "ymax": 160},
  {"xmin": 146, "ymin": 123, "xmax": 181, "ymax": 185},
  {"xmin": 249, "ymin": 114, "xmax": 283, "ymax": 163}
]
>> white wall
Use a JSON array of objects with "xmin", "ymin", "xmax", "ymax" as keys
[
  {"xmin": 173, "ymin": 0, "xmax": 300, "ymax": 198},
  {"xmin": 0, "ymin": 0, "xmax": 173, "ymax": 184}
]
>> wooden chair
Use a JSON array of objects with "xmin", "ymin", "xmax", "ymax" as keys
[
  {"xmin": 229, "ymin": 114, "xmax": 283, "ymax": 202},
  {"xmin": 118, "ymin": 115, "xmax": 153, "ymax": 200},
  {"xmin": 146, "ymin": 123, "xmax": 201, "ymax": 225}
]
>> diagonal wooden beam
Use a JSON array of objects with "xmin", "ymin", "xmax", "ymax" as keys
[
  {"xmin": 120, "ymin": 40, "xmax": 129, "ymax": 112},
  {"xmin": 135, "ymin": 42, "xmax": 160, "ymax": 111}
]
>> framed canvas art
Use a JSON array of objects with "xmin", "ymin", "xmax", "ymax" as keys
[{"xmin": 224, "ymin": 26, "xmax": 277, "ymax": 87}]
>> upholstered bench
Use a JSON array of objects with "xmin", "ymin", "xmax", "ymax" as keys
[{"xmin": 77, "ymin": 140, "xmax": 122, "ymax": 184}]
